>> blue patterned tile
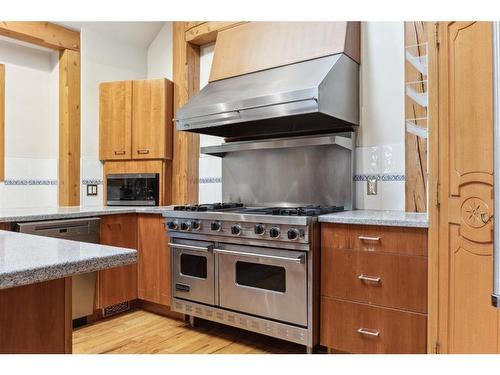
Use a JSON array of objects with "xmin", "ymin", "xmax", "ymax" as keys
[
  {"xmin": 82, "ymin": 179, "xmax": 103, "ymax": 185},
  {"xmin": 199, "ymin": 177, "xmax": 222, "ymax": 184},
  {"xmin": 353, "ymin": 174, "xmax": 405, "ymax": 182},
  {"xmin": 4, "ymin": 179, "xmax": 57, "ymax": 186}
]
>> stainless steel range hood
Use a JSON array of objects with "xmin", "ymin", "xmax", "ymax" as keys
[{"xmin": 174, "ymin": 53, "xmax": 359, "ymax": 140}]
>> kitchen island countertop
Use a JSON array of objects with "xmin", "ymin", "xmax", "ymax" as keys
[
  {"xmin": 0, "ymin": 230, "xmax": 137, "ymax": 290},
  {"xmin": 318, "ymin": 209, "xmax": 429, "ymax": 228}
]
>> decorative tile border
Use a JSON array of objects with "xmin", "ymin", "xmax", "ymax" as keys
[
  {"xmin": 199, "ymin": 177, "xmax": 222, "ymax": 184},
  {"xmin": 82, "ymin": 179, "xmax": 103, "ymax": 185},
  {"xmin": 353, "ymin": 174, "xmax": 405, "ymax": 182},
  {"xmin": 3, "ymin": 179, "xmax": 58, "ymax": 186},
  {"xmin": 3, "ymin": 179, "xmax": 104, "ymax": 186}
]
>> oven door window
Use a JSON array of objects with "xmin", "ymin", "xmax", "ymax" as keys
[
  {"xmin": 235, "ymin": 261, "xmax": 286, "ymax": 293},
  {"xmin": 180, "ymin": 253, "xmax": 207, "ymax": 279}
]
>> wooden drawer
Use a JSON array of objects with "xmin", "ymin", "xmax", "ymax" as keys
[
  {"xmin": 322, "ymin": 223, "xmax": 427, "ymax": 256},
  {"xmin": 320, "ymin": 298, "xmax": 427, "ymax": 353},
  {"xmin": 321, "ymin": 248, "xmax": 427, "ymax": 313}
]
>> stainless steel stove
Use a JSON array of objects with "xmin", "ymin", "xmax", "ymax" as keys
[
  {"xmin": 165, "ymin": 203, "xmax": 343, "ymax": 352},
  {"xmin": 165, "ymin": 132, "xmax": 354, "ymax": 353}
]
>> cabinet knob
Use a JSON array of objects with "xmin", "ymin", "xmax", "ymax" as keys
[
  {"xmin": 137, "ymin": 149, "xmax": 150, "ymax": 154},
  {"xmin": 114, "ymin": 150, "xmax": 126, "ymax": 155}
]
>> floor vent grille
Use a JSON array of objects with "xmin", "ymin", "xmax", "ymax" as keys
[{"xmin": 103, "ymin": 301, "xmax": 130, "ymax": 318}]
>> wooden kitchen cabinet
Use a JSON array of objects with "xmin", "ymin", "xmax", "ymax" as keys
[
  {"xmin": 95, "ymin": 214, "xmax": 138, "ymax": 309},
  {"xmin": 137, "ymin": 214, "xmax": 171, "ymax": 306},
  {"xmin": 99, "ymin": 81, "xmax": 132, "ymax": 160},
  {"xmin": 99, "ymin": 78, "xmax": 173, "ymax": 161},
  {"xmin": 132, "ymin": 79, "xmax": 173, "ymax": 160},
  {"xmin": 320, "ymin": 223, "xmax": 428, "ymax": 354}
]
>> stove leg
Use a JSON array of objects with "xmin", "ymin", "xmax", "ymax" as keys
[
  {"xmin": 189, "ymin": 315, "xmax": 195, "ymax": 328},
  {"xmin": 306, "ymin": 346, "xmax": 314, "ymax": 354}
]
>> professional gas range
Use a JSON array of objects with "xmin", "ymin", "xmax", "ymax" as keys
[{"xmin": 165, "ymin": 203, "xmax": 343, "ymax": 352}]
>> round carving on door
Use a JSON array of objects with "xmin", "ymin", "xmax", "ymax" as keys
[{"xmin": 460, "ymin": 197, "xmax": 490, "ymax": 228}]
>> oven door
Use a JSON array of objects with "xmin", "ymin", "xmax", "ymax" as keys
[
  {"xmin": 215, "ymin": 243, "xmax": 307, "ymax": 326},
  {"xmin": 170, "ymin": 239, "xmax": 215, "ymax": 305}
]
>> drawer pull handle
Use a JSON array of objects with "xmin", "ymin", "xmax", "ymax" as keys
[
  {"xmin": 357, "ymin": 328, "xmax": 380, "ymax": 337},
  {"xmin": 114, "ymin": 150, "xmax": 126, "ymax": 155},
  {"xmin": 358, "ymin": 274, "xmax": 382, "ymax": 284},
  {"xmin": 358, "ymin": 236, "xmax": 381, "ymax": 242},
  {"xmin": 137, "ymin": 149, "xmax": 150, "ymax": 154}
]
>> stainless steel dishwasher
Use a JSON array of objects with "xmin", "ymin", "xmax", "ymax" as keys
[{"xmin": 16, "ymin": 217, "xmax": 101, "ymax": 320}]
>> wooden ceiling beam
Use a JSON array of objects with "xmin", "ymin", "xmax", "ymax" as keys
[
  {"xmin": 0, "ymin": 22, "xmax": 80, "ymax": 51},
  {"xmin": 185, "ymin": 21, "xmax": 248, "ymax": 46}
]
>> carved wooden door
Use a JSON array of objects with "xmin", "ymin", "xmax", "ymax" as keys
[{"xmin": 437, "ymin": 21, "xmax": 499, "ymax": 353}]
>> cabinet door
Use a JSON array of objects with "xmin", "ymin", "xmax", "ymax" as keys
[
  {"xmin": 137, "ymin": 214, "xmax": 171, "ymax": 306},
  {"xmin": 99, "ymin": 81, "xmax": 132, "ymax": 160},
  {"xmin": 132, "ymin": 79, "xmax": 173, "ymax": 160},
  {"xmin": 96, "ymin": 214, "xmax": 137, "ymax": 309}
]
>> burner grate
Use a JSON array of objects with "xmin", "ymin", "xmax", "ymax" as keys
[
  {"xmin": 244, "ymin": 205, "xmax": 344, "ymax": 216},
  {"xmin": 173, "ymin": 202, "xmax": 244, "ymax": 212}
]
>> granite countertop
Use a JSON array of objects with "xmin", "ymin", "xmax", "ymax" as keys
[
  {"xmin": 0, "ymin": 205, "xmax": 175, "ymax": 223},
  {"xmin": 318, "ymin": 209, "xmax": 429, "ymax": 228},
  {"xmin": 0, "ymin": 230, "xmax": 138, "ymax": 289}
]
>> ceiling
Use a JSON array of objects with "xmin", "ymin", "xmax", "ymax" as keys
[{"xmin": 56, "ymin": 22, "xmax": 166, "ymax": 48}]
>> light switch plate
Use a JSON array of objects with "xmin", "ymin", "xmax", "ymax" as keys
[
  {"xmin": 86, "ymin": 184, "xmax": 98, "ymax": 196},
  {"xmin": 367, "ymin": 177, "xmax": 378, "ymax": 195}
]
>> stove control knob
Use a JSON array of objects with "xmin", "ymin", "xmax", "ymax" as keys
[
  {"xmin": 211, "ymin": 221, "xmax": 222, "ymax": 232},
  {"xmin": 287, "ymin": 228, "xmax": 300, "ymax": 240},
  {"xmin": 231, "ymin": 224, "xmax": 242, "ymax": 236},
  {"xmin": 166, "ymin": 220, "xmax": 178, "ymax": 230},
  {"xmin": 180, "ymin": 221, "xmax": 192, "ymax": 231},
  {"xmin": 191, "ymin": 220, "xmax": 201, "ymax": 230},
  {"xmin": 269, "ymin": 227, "xmax": 281, "ymax": 239},
  {"xmin": 254, "ymin": 223, "xmax": 265, "ymax": 235}
]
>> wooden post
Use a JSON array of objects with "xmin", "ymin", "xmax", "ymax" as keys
[
  {"xmin": 172, "ymin": 22, "xmax": 200, "ymax": 204},
  {"xmin": 59, "ymin": 49, "xmax": 81, "ymax": 206}
]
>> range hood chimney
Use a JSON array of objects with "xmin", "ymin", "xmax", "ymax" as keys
[{"xmin": 174, "ymin": 22, "xmax": 360, "ymax": 141}]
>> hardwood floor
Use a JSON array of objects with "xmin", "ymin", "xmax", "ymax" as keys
[{"xmin": 73, "ymin": 309, "xmax": 305, "ymax": 354}]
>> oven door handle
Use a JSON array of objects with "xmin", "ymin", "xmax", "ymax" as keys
[
  {"xmin": 168, "ymin": 243, "xmax": 212, "ymax": 253},
  {"xmin": 213, "ymin": 248, "xmax": 305, "ymax": 264}
]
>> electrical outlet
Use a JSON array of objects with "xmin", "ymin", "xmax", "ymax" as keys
[
  {"xmin": 86, "ymin": 184, "xmax": 98, "ymax": 196},
  {"xmin": 367, "ymin": 177, "xmax": 378, "ymax": 195}
]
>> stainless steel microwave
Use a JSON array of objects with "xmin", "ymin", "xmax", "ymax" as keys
[{"xmin": 106, "ymin": 173, "xmax": 160, "ymax": 206}]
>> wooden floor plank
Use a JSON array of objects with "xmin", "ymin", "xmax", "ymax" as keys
[{"xmin": 73, "ymin": 309, "xmax": 305, "ymax": 354}]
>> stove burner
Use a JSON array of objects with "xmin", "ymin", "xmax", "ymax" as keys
[
  {"xmin": 173, "ymin": 202, "xmax": 244, "ymax": 212},
  {"xmin": 245, "ymin": 205, "xmax": 344, "ymax": 216}
]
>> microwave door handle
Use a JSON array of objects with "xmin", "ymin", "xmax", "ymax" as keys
[
  {"xmin": 213, "ymin": 248, "xmax": 305, "ymax": 264},
  {"xmin": 168, "ymin": 243, "xmax": 211, "ymax": 253}
]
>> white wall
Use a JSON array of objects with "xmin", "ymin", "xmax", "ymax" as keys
[
  {"xmin": 80, "ymin": 27, "xmax": 149, "ymax": 206},
  {"xmin": 196, "ymin": 22, "xmax": 406, "ymax": 210},
  {"xmin": 147, "ymin": 22, "xmax": 173, "ymax": 80},
  {"xmin": 355, "ymin": 22, "xmax": 405, "ymax": 210},
  {"xmin": 0, "ymin": 39, "xmax": 59, "ymax": 208}
]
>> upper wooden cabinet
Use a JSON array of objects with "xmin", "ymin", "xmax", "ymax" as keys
[
  {"xmin": 132, "ymin": 79, "xmax": 173, "ymax": 160},
  {"xmin": 99, "ymin": 81, "xmax": 132, "ymax": 160},
  {"xmin": 99, "ymin": 78, "xmax": 173, "ymax": 161},
  {"xmin": 209, "ymin": 22, "xmax": 360, "ymax": 82}
]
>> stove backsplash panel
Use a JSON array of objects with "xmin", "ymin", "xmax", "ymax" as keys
[{"xmin": 222, "ymin": 143, "xmax": 353, "ymax": 208}]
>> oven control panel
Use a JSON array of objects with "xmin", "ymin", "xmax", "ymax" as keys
[{"xmin": 165, "ymin": 218, "xmax": 309, "ymax": 243}]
